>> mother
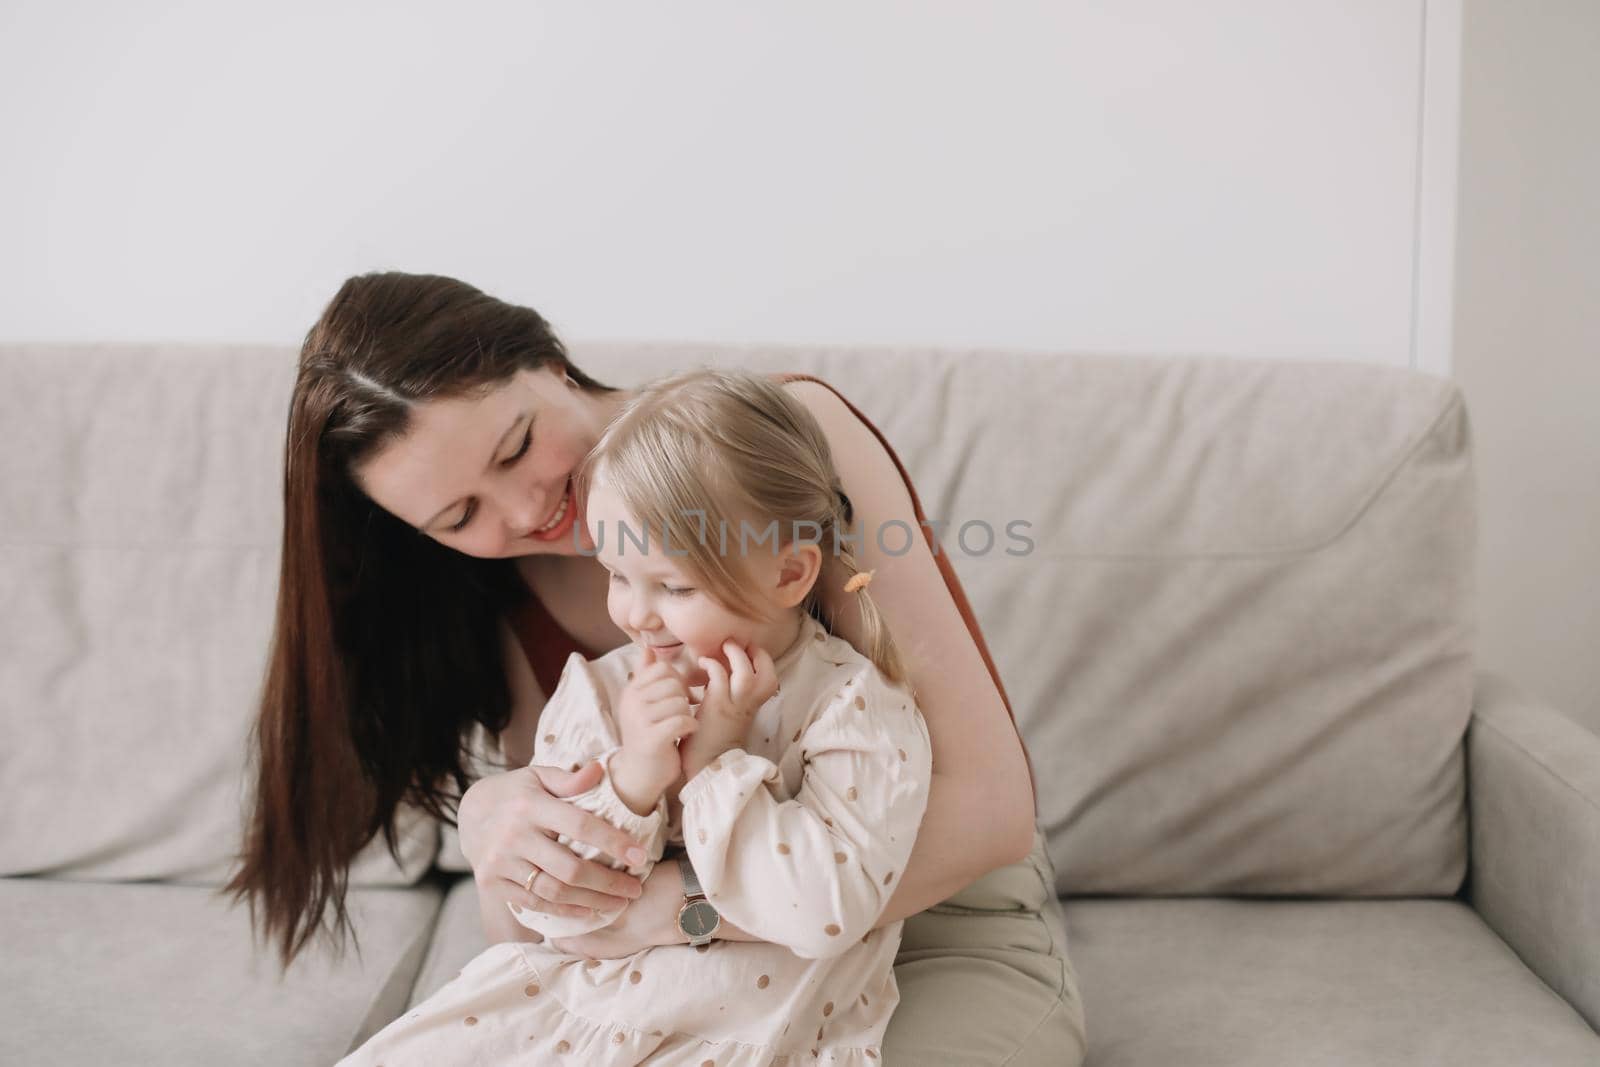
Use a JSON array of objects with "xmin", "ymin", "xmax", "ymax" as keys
[{"xmin": 228, "ymin": 272, "xmax": 1086, "ymax": 1064}]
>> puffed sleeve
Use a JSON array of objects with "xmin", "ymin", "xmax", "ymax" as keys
[
  {"xmin": 678, "ymin": 663, "xmax": 932, "ymax": 959},
  {"xmin": 507, "ymin": 652, "xmax": 670, "ymax": 940}
]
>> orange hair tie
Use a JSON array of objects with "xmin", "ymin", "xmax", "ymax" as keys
[{"xmin": 843, "ymin": 570, "xmax": 876, "ymax": 594}]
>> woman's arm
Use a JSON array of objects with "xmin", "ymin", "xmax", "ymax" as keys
[{"xmin": 786, "ymin": 379, "xmax": 1037, "ymax": 902}]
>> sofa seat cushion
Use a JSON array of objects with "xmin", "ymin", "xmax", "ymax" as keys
[
  {"xmin": 1063, "ymin": 897, "xmax": 1600, "ymax": 1065},
  {"xmin": 0, "ymin": 877, "xmax": 443, "ymax": 1067}
]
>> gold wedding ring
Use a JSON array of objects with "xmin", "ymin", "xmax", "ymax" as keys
[{"xmin": 524, "ymin": 867, "xmax": 539, "ymax": 896}]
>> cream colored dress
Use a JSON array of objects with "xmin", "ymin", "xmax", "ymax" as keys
[{"xmin": 339, "ymin": 612, "xmax": 931, "ymax": 1066}]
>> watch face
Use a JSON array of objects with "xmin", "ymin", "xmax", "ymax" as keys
[{"xmin": 679, "ymin": 900, "xmax": 720, "ymax": 939}]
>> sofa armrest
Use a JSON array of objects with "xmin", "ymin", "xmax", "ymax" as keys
[{"xmin": 1467, "ymin": 670, "xmax": 1600, "ymax": 1031}]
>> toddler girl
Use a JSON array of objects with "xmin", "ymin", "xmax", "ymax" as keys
[{"xmin": 340, "ymin": 368, "xmax": 931, "ymax": 1065}]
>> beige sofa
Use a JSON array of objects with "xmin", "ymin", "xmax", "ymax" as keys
[{"xmin": 2, "ymin": 342, "xmax": 1597, "ymax": 1066}]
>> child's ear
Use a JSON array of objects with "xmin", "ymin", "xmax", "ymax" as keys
[{"xmin": 774, "ymin": 542, "xmax": 824, "ymax": 609}]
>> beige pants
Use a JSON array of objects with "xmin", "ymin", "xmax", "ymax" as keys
[{"xmin": 884, "ymin": 827, "xmax": 1087, "ymax": 1065}]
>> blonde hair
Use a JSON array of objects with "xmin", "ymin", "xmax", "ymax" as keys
[{"xmin": 577, "ymin": 368, "xmax": 908, "ymax": 689}]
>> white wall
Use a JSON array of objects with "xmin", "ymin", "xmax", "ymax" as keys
[
  {"xmin": 1454, "ymin": 0, "xmax": 1600, "ymax": 732},
  {"xmin": 0, "ymin": 0, "xmax": 1451, "ymax": 367}
]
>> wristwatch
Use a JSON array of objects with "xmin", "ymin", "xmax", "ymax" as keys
[{"xmin": 675, "ymin": 855, "xmax": 721, "ymax": 947}]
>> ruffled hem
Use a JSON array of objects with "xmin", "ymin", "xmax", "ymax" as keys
[{"xmin": 339, "ymin": 943, "xmax": 886, "ymax": 1067}]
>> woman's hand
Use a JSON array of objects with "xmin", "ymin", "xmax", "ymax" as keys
[
  {"xmin": 549, "ymin": 853, "xmax": 688, "ymax": 958},
  {"xmin": 550, "ymin": 855, "xmax": 758, "ymax": 958},
  {"xmin": 457, "ymin": 761, "xmax": 649, "ymax": 919}
]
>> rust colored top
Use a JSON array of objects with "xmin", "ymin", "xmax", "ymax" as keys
[{"xmin": 504, "ymin": 371, "xmax": 1035, "ymax": 801}]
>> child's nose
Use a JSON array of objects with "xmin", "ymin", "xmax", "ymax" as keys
[{"xmin": 627, "ymin": 597, "xmax": 659, "ymax": 632}]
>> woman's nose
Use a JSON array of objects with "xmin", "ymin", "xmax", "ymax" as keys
[{"xmin": 502, "ymin": 488, "xmax": 548, "ymax": 537}]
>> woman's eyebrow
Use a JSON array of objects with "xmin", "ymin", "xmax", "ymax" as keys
[{"xmin": 419, "ymin": 411, "xmax": 531, "ymax": 530}]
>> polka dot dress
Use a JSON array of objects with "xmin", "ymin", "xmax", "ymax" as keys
[{"xmin": 338, "ymin": 614, "xmax": 931, "ymax": 1066}]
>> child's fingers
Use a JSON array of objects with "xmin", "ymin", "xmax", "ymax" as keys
[
  {"xmin": 633, "ymin": 675, "xmax": 678, "ymax": 700},
  {"xmin": 723, "ymin": 640, "xmax": 752, "ymax": 673},
  {"xmin": 630, "ymin": 644, "xmax": 690, "ymax": 690},
  {"xmin": 629, "ymin": 662, "xmax": 673, "ymax": 688},
  {"xmin": 637, "ymin": 663, "xmax": 687, "ymax": 693},
  {"xmin": 660, "ymin": 715, "xmax": 699, "ymax": 741},
  {"xmin": 699, "ymin": 657, "xmax": 730, "ymax": 709},
  {"xmin": 645, "ymin": 694, "xmax": 692, "ymax": 723},
  {"xmin": 727, "ymin": 641, "xmax": 771, "ymax": 707},
  {"xmin": 751, "ymin": 645, "xmax": 780, "ymax": 702},
  {"xmin": 723, "ymin": 641, "xmax": 753, "ymax": 692},
  {"xmin": 751, "ymin": 645, "xmax": 776, "ymax": 680},
  {"xmin": 636, "ymin": 673, "xmax": 689, "ymax": 701}
]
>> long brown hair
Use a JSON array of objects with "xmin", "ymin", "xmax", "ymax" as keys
[
  {"xmin": 223, "ymin": 272, "xmax": 617, "ymax": 970},
  {"xmin": 578, "ymin": 368, "xmax": 909, "ymax": 688}
]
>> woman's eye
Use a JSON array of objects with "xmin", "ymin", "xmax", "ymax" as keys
[
  {"xmin": 665, "ymin": 585, "xmax": 695, "ymax": 597},
  {"xmin": 445, "ymin": 429, "xmax": 531, "ymax": 533},
  {"xmin": 499, "ymin": 429, "xmax": 532, "ymax": 468}
]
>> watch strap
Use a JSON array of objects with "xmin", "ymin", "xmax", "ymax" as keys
[{"xmin": 678, "ymin": 854, "xmax": 706, "ymax": 899}]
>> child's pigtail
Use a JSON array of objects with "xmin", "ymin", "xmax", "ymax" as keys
[{"xmin": 828, "ymin": 489, "xmax": 910, "ymax": 692}]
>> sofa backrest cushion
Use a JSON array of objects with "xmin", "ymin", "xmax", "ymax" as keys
[
  {"xmin": 576, "ymin": 344, "xmax": 1476, "ymax": 897},
  {"xmin": 0, "ymin": 345, "xmax": 436, "ymax": 885},
  {"xmin": 0, "ymin": 343, "xmax": 1474, "ymax": 896}
]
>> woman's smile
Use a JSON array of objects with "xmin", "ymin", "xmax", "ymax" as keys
[{"xmin": 525, "ymin": 477, "xmax": 577, "ymax": 542}]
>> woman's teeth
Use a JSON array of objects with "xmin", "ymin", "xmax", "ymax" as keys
[{"xmin": 534, "ymin": 484, "xmax": 570, "ymax": 533}]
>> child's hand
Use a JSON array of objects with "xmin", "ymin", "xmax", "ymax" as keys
[
  {"xmin": 679, "ymin": 640, "xmax": 779, "ymax": 780},
  {"xmin": 611, "ymin": 646, "xmax": 699, "ymax": 815}
]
